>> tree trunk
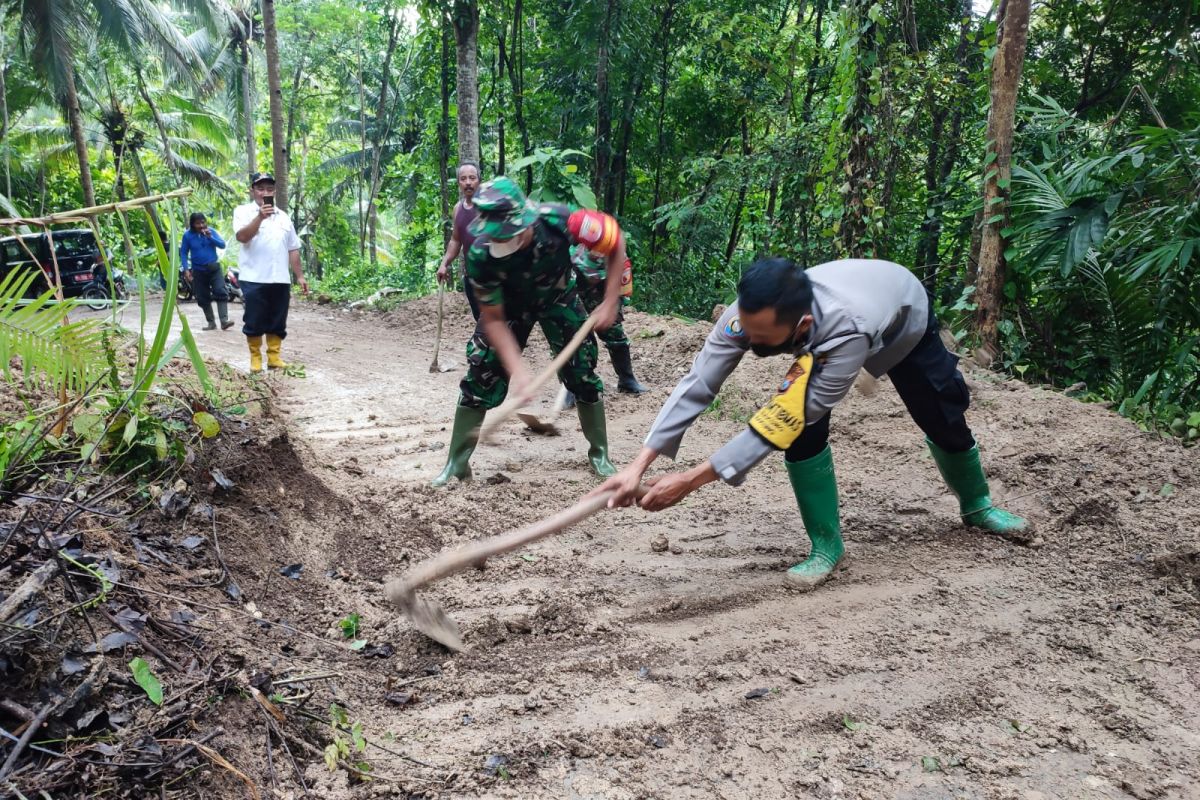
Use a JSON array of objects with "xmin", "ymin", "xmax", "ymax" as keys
[
  {"xmin": 358, "ymin": 52, "xmax": 367, "ymax": 256},
  {"xmin": 724, "ymin": 116, "xmax": 750, "ymax": 265},
  {"xmin": 974, "ymin": 0, "xmax": 1030, "ymax": 353},
  {"xmin": 762, "ymin": 0, "xmax": 807, "ymax": 254},
  {"xmin": 284, "ymin": 30, "xmax": 314, "ymax": 181},
  {"xmin": 438, "ymin": 7, "xmax": 452, "ymax": 247},
  {"xmin": 261, "ymin": 0, "xmax": 288, "ymax": 209},
  {"xmin": 452, "ymin": 0, "xmax": 480, "ymax": 165},
  {"xmin": 501, "ymin": 0, "xmax": 531, "ymax": 190},
  {"xmin": 135, "ymin": 67, "xmax": 182, "ymax": 187},
  {"xmin": 613, "ymin": 71, "xmax": 645, "ymax": 216},
  {"xmin": 915, "ymin": 0, "xmax": 974, "ymax": 290},
  {"xmin": 839, "ymin": 0, "xmax": 877, "ymax": 258},
  {"xmin": 63, "ymin": 62, "xmax": 96, "ymax": 207},
  {"xmin": 1, "ymin": 17, "xmax": 10, "ymax": 200},
  {"xmin": 367, "ymin": 9, "xmax": 400, "ymax": 266},
  {"xmin": 648, "ymin": 0, "xmax": 677, "ymax": 262},
  {"xmin": 128, "ymin": 147, "xmax": 167, "ymax": 243},
  {"xmin": 241, "ymin": 37, "xmax": 256, "ymax": 177},
  {"xmin": 593, "ymin": 0, "xmax": 617, "ymax": 209}
]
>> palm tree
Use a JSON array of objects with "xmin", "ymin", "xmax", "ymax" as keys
[
  {"xmin": 9, "ymin": 0, "xmax": 214, "ymax": 206},
  {"xmin": 189, "ymin": 0, "xmax": 261, "ymax": 178}
]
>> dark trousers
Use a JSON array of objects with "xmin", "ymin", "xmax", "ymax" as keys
[
  {"xmin": 192, "ymin": 265, "xmax": 228, "ymax": 318},
  {"xmin": 785, "ymin": 309, "xmax": 975, "ymax": 463},
  {"xmin": 240, "ymin": 281, "xmax": 291, "ymax": 338},
  {"xmin": 465, "ymin": 281, "xmax": 480, "ymax": 321}
]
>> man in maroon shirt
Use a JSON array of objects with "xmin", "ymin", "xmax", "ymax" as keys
[{"xmin": 436, "ymin": 162, "xmax": 482, "ymax": 319}]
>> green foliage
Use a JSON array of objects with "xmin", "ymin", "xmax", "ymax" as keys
[
  {"xmin": 324, "ymin": 703, "xmax": 371, "ymax": 777},
  {"xmin": 1004, "ymin": 96, "xmax": 1200, "ymax": 436},
  {"xmin": 338, "ymin": 612, "xmax": 360, "ymax": 639},
  {"xmin": 0, "ymin": 269, "xmax": 106, "ymax": 394}
]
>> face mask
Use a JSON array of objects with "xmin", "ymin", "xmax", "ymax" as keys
[
  {"xmin": 749, "ymin": 318, "xmax": 805, "ymax": 357},
  {"xmin": 750, "ymin": 340, "xmax": 797, "ymax": 358}
]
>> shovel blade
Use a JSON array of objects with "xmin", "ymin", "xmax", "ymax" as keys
[
  {"xmin": 516, "ymin": 411, "xmax": 559, "ymax": 436},
  {"xmin": 386, "ymin": 580, "xmax": 464, "ymax": 651}
]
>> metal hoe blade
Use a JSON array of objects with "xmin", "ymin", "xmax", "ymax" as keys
[{"xmin": 386, "ymin": 580, "xmax": 465, "ymax": 651}]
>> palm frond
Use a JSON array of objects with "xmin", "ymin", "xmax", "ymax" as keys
[{"xmin": 0, "ymin": 269, "xmax": 107, "ymax": 395}]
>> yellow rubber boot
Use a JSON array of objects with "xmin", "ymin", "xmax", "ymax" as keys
[
  {"xmin": 247, "ymin": 335, "xmax": 264, "ymax": 372},
  {"xmin": 265, "ymin": 334, "xmax": 287, "ymax": 369}
]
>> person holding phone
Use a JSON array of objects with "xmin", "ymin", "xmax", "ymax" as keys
[
  {"xmin": 179, "ymin": 212, "xmax": 232, "ymax": 330},
  {"xmin": 233, "ymin": 172, "xmax": 308, "ymax": 372}
]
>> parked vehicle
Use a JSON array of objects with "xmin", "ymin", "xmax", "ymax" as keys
[
  {"xmin": 81, "ymin": 265, "xmax": 130, "ymax": 310},
  {"xmin": 179, "ymin": 267, "xmax": 242, "ymax": 304},
  {"xmin": 0, "ymin": 229, "xmax": 111, "ymax": 299}
]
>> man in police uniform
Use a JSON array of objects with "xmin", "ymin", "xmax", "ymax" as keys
[
  {"xmin": 431, "ymin": 176, "xmax": 625, "ymax": 487},
  {"xmin": 593, "ymin": 257, "xmax": 1028, "ymax": 591}
]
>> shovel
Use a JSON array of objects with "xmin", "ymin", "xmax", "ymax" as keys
[
  {"xmin": 385, "ymin": 486, "xmax": 644, "ymax": 650},
  {"xmin": 475, "ymin": 314, "xmax": 598, "ymax": 444},
  {"xmin": 428, "ymin": 283, "xmax": 456, "ymax": 373},
  {"xmin": 517, "ymin": 385, "xmax": 571, "ymax": 435}
]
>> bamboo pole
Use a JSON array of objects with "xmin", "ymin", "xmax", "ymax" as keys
[{"xmin": 0, "ymin": 188, "xmax": 192, "ymax": 228}]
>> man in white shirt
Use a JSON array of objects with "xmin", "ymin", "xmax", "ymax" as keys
[{"xmin": 233, "ymin": 172, "xmax": 309, "ymax": 371}]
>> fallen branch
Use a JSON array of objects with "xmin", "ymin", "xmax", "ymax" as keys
[{"xmin": 0, "ymin": 562, "xmax": 58, "ymax": 622}]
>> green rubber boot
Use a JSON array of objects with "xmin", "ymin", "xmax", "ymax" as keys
[
  {"xmin": 431, "ymin": 404, "xmax": 486, "ymax": 488},
  {"xmin": 576, "ymin": 399, "xmax": 617, "ymax": 477},
  {"xmin": 927, "ymin": 438, "xmax": 1028, "ymax": 534},
  {"xmin": 784, "ymin": 445, "xmax": 845, "ymax": 591}
]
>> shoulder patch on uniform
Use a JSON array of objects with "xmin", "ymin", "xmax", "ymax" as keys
[
  {"xmin": 749, "ymin": 352, "xmax": 814, "ymax": 450},
  {"xmin": 724, "ymin": 316, "xmax": 746, "ymax": 339}
]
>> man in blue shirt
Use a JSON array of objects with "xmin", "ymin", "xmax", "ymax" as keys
[{"xmin": 179, "ymin": 212, "xmax": 233, "ymax": 330}]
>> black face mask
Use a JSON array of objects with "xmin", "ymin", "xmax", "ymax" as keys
[{"xmin": 750, "ymin": 339, "xmax": 797, "ymax": 358}]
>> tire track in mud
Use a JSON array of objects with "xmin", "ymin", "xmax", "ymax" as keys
[{"xmin": 136, "ymin": 296, "xmax": 1200, "ymax": 799}]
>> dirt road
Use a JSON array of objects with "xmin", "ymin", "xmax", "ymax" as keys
[{"xmin": 144, "ymin": 293, "xmax": 1200, "ymax": 798}]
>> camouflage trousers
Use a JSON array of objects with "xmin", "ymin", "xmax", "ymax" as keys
[
  {"xmin": 577, "ymin": 276, "xmax": 629, "ymax": 348},
  {"xmin": 459, "ymin": 289, "xmax": 603, "ymax": 410}
]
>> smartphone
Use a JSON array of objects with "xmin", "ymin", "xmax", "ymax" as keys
[{"xmin": 264, "ymin": 194, "xmax": 275, "ymax": 208}]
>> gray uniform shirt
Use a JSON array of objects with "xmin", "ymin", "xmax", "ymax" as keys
[{"xmin": 644, "ymin": 259, "xmax": 930, "ymax": 486}]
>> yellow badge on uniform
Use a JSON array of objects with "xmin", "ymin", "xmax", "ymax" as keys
[{"xmin": 749, "ymin": 353, "xmax": 814, "ymax": 449}]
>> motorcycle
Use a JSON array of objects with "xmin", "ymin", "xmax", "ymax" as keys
[
  {"xmin": 82, "ymin": 266, "xmax": 129, "ymax": 310},
  {"xmin": 178, "ymin": 267, "xmax": 241, "ymax": 303}
]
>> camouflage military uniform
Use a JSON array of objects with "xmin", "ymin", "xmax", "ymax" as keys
[
  {"xmin": 571, "ymin": 245, "xmax": 630, "ymax": 348},
  {"xmin": 460, "ymin": 204, "xmax": 604, "ymax": 410}
]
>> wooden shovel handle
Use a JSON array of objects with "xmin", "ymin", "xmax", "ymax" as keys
[
  {"xmin": 430, "ymin": 282, "xmax": 446, "ymax": 365},
  {"xmin": 476, "ymin": 313, "xmax": 598, "ymax": 443},
  {"xmin": 396, "ymin": 486, "xmax": 644, "ymax": 592}
]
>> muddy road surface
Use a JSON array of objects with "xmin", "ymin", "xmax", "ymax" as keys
[{"xmin": 135, "ymin": 293, "xmax": 1200, "ymax": 799}]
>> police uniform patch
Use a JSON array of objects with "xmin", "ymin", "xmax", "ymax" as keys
[
  {"xmin": 724, "ymin": 317, "xmax": 745, "ymax": 338},
  {"xmin": 749, "ymin": 353, "xmax": 814, "ymax": 449}
]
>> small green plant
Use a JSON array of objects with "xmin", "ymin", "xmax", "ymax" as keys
[
  {"xmin": 338, "ymin": 613, "xmax": 361, "ymax": 639},
  {"xmin": 324, "ymin": 704, "xmax": 371, "ymax": 777}
]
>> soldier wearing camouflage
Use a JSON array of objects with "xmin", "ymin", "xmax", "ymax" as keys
[{"xmin": 431, "ymin": 176, "xmax": 627, "ymax": 487}]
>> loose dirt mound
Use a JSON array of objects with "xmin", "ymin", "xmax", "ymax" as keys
[{"xmin": 86, "ymin": 296, "xmax": 1200, "ymax": 798}]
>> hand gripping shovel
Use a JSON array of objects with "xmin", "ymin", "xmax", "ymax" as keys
[
  {"xmin": 428, "ymin": 283, "xmax": 456, "ymax": 373},
  {"xmin": 474, "ymin": 313, "xmax": 598, "ymax": 444},
  {"xmin": 385, "ymin": 486, "xmax": 644, "ymax": 650}
]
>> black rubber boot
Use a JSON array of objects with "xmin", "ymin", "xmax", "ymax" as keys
[
  {"xmin": 201, "ymin": 303, "xmax": 216, "ymax": 330},
  {"xmin": 217, "ymin": 301, "xmax": 234, "ymax": 329},
  {"xmin": 608, "ymin": 344, "xmax": 647, "ymax": 394}
]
